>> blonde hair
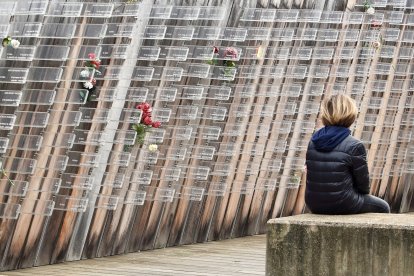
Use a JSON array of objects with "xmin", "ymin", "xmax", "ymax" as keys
[{"xmin": 320, "ymin": 94, "xmax": 358, "ymax": 128}]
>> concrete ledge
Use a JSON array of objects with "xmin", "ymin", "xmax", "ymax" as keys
[{"xmin": 266, "ymin": 214, "xmax": 414, "ymax": 276}]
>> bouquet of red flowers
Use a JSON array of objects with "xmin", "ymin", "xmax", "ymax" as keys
[
  {"xmin": 207, "ymin": 46, "xmax": 238, "ymax": 68},
  {"xmin": 80, "ymin": 53, "xmax": 101, "ymax": 102},
  {"xmin": 80, "ymin": 53, "xmax": 101, "ymax": 88},
  {"xmin": 132, "ymin": 102, "xmax": 161, "ymax": 145},
  {"xmin": 85, "ymin": 53, "xmax": 101, "ymax": 71}
]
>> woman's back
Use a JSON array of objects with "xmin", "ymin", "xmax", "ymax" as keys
[
  {"xmin": 305, "ymin": 132, "xmax": 368, "ymax": 214},
  {"xmin": 304, "ymin": 94, "xmax": 389, "ymax": 214}
]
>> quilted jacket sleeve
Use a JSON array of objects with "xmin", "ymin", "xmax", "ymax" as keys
[{"xmin": 350, "ymin": 143, "xmax": 370, "ymax": 194}]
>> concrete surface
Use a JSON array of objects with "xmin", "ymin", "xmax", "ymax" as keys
[{"xmin": 267, "ymin": 213, "xmax": 414, "ymax": 276}]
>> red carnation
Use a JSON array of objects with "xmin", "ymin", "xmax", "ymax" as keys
[
  {"xmin": 140, "ymin": 102, "xmax": 150, "ymax": 108},
  {"xmin": 152, "ymin": 121, "xmax": 161, "ymax": 128},
  {"xmin": 91, "ymin": 60, "xmax": 100, "ymax": 69},
  {"xmin": 137, "ymin": 102, "xmax": 152, "ymax": 113},
  {"xmin": 224, "ymin": 47, "xmax": 238, "ymax": 59},
  {"xmin": 142, "ymin": 112, "xmax": 152, "ymax": 121},
  {"xmin": 143, "ymin": 116, "xmax": 152, "ymax": 125},
  {"xmin": 213, "ymin": 46, "xmax": 219, "ymax": 54},
  {"xmin": 88, "ymin": 53, "xmax": 96, "ymax": 60},
  {"xmin": 371, "ymin": 20, "xmax": 382, "ymax": 28},
  {"xmin": 142, "ymin": 102, "xmax": 151, "ymax": 112}
]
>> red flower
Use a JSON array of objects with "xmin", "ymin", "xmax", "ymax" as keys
[
  {"xmin": 137, "ymin": 102, "xmax": 152, "ymax": 113},
  {"xmin": 143, "ymin": 116, "xmax": 152, "ymax": 125},
  {"xmin": 224, "ymin": 47, "xmax": 238, "ymax": 59},
  {"xmin": 152, "ymin": 121, "xmax": 161, "ymax": 128},
  {"xmin": 91, "ymin": 78, "xmax": 97, "ymax": 85},
  {"xmin": 142, "ymin": 112, "xmax": 152, "ymax": 121},
  {"xmin": 213, "ymin": 46, "xmax": 219, "ymax": 54},
  {"xmin": 142, "ymin": 102, "xmax": 151, "ymax": 111},
  {"xmin": 371, "ymin": 20, "xmax": 382, "ymax": 28},
  {"xmin": 88, "ymin": 53, "xmax": 96, "ymax": 60},
  {"xmin": 91, "ymin": 60, "xmax": 100, "ymax": 69}
]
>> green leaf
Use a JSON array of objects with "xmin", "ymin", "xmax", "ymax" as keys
[
  {"xmin": 2, "ymin": 37, "xmax": 10, "ymax": 47},
  {"xmin": 227, "ymin": 61, "xmax": 236, "ymax": 67},
  {"xmin": 132, "ymin": 123, "xmax": 146, "ymax": 135},
  {"xmin": 206, "ymin": 59, "xmax": 218, "ymax": 65},
  {"xmin": 123, "ymin": 145, "xmax": 132, "ymax": 152},
  {"xmin": 89, "ymin": 94, "xmax": 96, "ymax": 101},
  {"xmin": 79, "ymin": 91, "xmax": 85, "ymax": 101}
]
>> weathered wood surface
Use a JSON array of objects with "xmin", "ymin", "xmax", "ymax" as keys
[
  {"xmin": 0, "ymin": 0, "xmax": 413, "ymax": 271},
  {"xmin": 5, "ymin": 235, "xmax": 266, "ymax": 276}
]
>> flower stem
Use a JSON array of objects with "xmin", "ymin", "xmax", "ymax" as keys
[{"xmin": 1, "ymin": 167, "xmax": 14, "ymax": 186}]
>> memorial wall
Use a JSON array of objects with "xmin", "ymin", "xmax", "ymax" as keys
[{"xmin": 0, "ymin": 0, "xmax": 413, "ymax": 270}]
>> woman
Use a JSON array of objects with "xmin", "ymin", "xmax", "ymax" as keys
[{"xmin": 305, "ymin": 94, "xmax": 390, "ymax": 214}]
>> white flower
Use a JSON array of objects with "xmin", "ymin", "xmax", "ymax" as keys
[
  {"xmin": 83, "ymin": 81, "xmax": 93, "ymax": 89},
  {"xmin": 366, "ymin": 7, "xmax": 375, "ymax": 15},
  {"xmin": 10, "ymin": 39, "xmax": 20, "ymax": 48},
  {"xmin": 148, "ymin": 144, "xmax": 158, "ymax": 152},
  {"xmin": 80, "ymin": 69, "xmax": 90, "ymax": 78},
  {"xmin": 256, "ymin": 46, "xmax": 265, "ymax": 59},
  {"xmin": 372, "ymin": 41, "xmax": 381, "ymax": 48}
]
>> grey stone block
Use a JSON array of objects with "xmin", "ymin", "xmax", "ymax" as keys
[{"xmin": 266, "ymin": 214, "xmax": 414, "ymax": 276}]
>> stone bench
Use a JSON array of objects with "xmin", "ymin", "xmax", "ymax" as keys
[{"xmin": 266, "ymin": 213, "xmax": 414, "ymax": 276}]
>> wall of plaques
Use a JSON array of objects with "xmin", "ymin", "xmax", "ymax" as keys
[{"xmin": 0, "ymin": 0, "xmax": 413, "ymax": 270}]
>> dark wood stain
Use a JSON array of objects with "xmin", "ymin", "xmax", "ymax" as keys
[{"xmin": 0, "ymin": 0, "xmax": 413, "ymax": 271}]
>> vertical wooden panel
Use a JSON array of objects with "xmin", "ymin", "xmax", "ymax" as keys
[{"xmin": 0, "ymin": 0, "xmax": 413, "ymax": 271}]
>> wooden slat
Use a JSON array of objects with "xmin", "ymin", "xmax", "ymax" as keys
[
  {"xmin": 0, "ymin": 0, "xmax": 413, "ymax": 271},
  {"xmin": 6, "ymin": 235, "xmax": 266, "ymax": 276}
]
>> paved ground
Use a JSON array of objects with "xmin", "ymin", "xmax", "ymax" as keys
[{"xmin": 3, "ymin": 235, "xmax": 266, "ymax": 276}]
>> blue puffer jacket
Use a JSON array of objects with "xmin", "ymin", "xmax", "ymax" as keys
[{"xmin": 305, "ymin": 126, "xmax": 370, "ymax": 214}]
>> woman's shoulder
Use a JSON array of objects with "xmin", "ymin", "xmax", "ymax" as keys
[
  {"xmin": 343, "ymin": 135, "xmax": 361, "ymax": 144},
  {"xmin": 339, "ymin": 135, "xmax": 365, "ymax": 152}
]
